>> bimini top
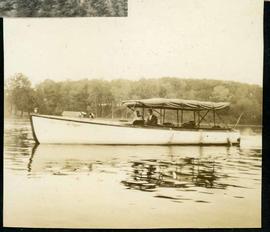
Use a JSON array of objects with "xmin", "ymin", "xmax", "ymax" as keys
[{"xmin": 122, "ymin": 98, "xmax": 230, "ymax": 111}]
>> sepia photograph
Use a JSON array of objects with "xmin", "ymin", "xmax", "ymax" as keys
[
  {"xmin": 0, "ymin": 0, "xmax": 128, "ymax": 17},
  {"xmin": 3, "ymin": 0, "xmax": 263, "ymax": 229}
]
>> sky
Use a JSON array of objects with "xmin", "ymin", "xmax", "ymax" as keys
[{"xmin": 4, "ymin": 0, "xmax": 264, "ymax": 86}]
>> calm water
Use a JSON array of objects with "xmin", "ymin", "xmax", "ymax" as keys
[{"xmin": 4, "ymin": 119, "xmax": 262, "ymax": 228}]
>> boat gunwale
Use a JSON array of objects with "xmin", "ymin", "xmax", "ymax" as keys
[
  {"xmin": 30, "ymin": 114, "xmax": 237, "ymax": 133},
  {"xmin": 32, "ymin": 142, "xmax": 240, "ymax": 146}
]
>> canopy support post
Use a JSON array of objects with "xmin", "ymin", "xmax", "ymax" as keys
[
  {"xmin": 177, "ymin": 110, "xmax": 179, "ymax": 127},
  {"xmin": 213, "ymin": 109, "xmax": 216, "ymax": 126},
  {"xmin": 181, "ymin": 110, "xmax": 183, "ymax": 125},
  {"xmin": 163, "ymin": 109, "xmax": 166, "ymax": 124},
  {"xmin": 193, "ymin": 111, "xmax": 196, "ymax": 125},
  {"xmin": 111, "ymin": 102, "xmax": 113, "ymax": 119},
  {"xmin": 198, "ymin": 111, "xmax": 201, "ymax": 127}
]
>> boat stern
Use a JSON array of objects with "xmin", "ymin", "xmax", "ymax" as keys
[{"xmin": 230, "ymin": 129, "xmax": 241, "ymax": 146}]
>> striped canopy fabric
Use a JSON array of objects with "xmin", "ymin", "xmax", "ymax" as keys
[{"xmin": 122, "ymin": 98, "xmax": 230, "ymax": 111}]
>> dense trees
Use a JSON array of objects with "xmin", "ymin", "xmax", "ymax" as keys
[
  {"xmin": 4, "ymin": 73, "xmax": 37, "ymax": 116},
  {"xmin": 4, "ymin": 73, "xmax": 262, "ymax": 125},
  {"xmin": 0, "ymin": 0, "xmax": 128, "ymax": 17}
]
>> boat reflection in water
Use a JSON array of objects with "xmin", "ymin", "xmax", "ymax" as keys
[
  {"xmin": 123, "ymin": 155, "xmax": 230, "ymax": 192},
  {"xmin": 28, "ymin": 144, "xmax": 255, "ymax": 196},
  {"xmin": 4, "ymin": 120, "xmax": 261, "ymax": 228}
]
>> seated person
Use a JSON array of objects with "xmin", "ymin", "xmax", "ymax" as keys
[
  {"xmin": 132, "ymin": 110, "xmax": 144, "ymax": 126},
  {"xmin": 146, "ymin": 109, "xmax": 158, "ymax": 126}
]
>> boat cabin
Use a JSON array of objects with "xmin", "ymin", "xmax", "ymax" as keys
[{"xmin": 122, "ymin": 98, "xmax": 231, "ymax": 130}]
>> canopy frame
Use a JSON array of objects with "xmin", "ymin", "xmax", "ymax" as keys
[{"xmin": 123, "ymin": 98, "xmax": 230, "ymax": 129}]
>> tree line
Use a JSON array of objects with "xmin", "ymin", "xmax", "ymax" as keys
[
  {"xmin": 0, "ymin": 0, "xmax": 128, "ymax": 17},
  {"xmin": 4, "ymin": 73, "xmax": 262, "ymax": 125}
]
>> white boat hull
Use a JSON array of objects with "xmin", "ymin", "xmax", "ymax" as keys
[{"xmin": 30, "ymin": 115, "xmax": 241, "ymax": 145}]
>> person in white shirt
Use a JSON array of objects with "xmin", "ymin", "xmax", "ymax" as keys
[{"xmin": 132, "ymin": 110, "xmax": 144, "ymax": 125}]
